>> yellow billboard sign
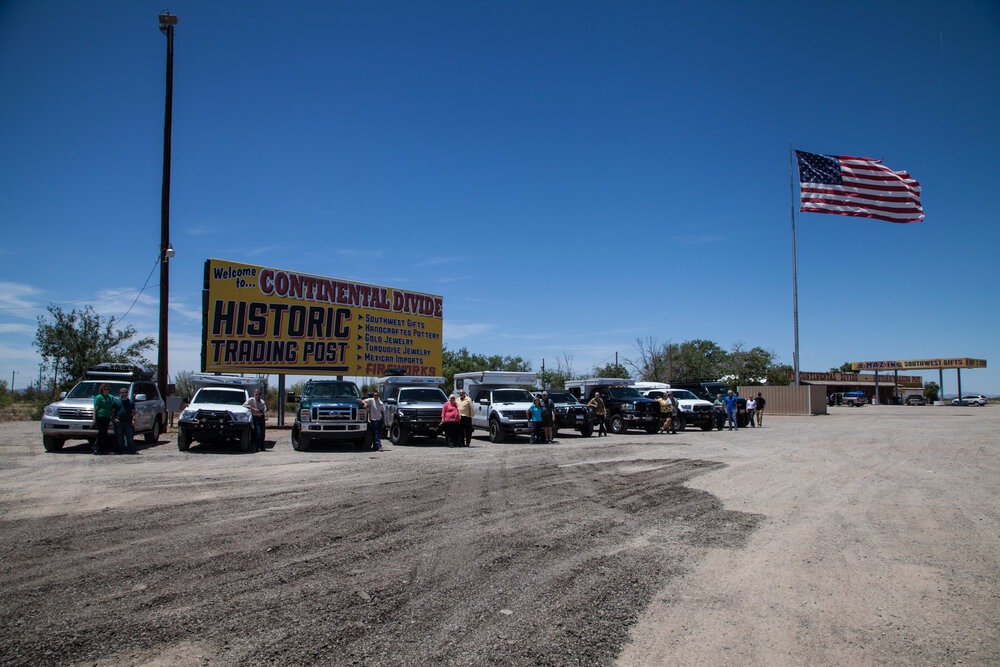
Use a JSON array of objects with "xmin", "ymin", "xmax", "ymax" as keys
[
  {"xmin": 851, "ymin": 358, "xmax": 987, "ymax": 371},
  {"xmin": 202, "ymin": 259, "xmax": 443, "ymax": 376}
]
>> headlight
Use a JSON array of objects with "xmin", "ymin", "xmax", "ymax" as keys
[
  {"xmin": 555, "ymin": 407, "xmax": 567, "ymax": 414},
  {"xmin": 397, "ymin": 409, "xmax": 408, "ymax": 418},
  {"xmin": 299, "ymin": 408, "xmax": 311, "ymax": 422},
  {"xmin": 180, "ymin": 408, "xmax": 197, "ymax": 420},
  {"xmin": 681, "ymin": 405, "xmax": 693, "ymax": 412},
  {"xmin": 233, "ymin": 411, "xmax": 252, "ymax": 423},
  {"xmin": 44, "ymin": 404, "xmax": 59, "ymax": 416},
  {"xmin": 622, "ymin": 403, "xmax": 636, "ymax": 412}
]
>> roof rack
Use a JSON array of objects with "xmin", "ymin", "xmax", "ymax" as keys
[{"xmin": 85, "ymin": 363, "xmax": 154, "ymax": 381}]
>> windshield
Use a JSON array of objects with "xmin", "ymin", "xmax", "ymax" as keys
[
  {"xmin": 606, "ymin": 387, "xmax": 643, "ymax": 399},
  {"xmin": 193, "ymin": 388, "xmax": 247, "ymax": 406},
  {"xmin": 66, "ymin": 381, "xmax": 129, "ymax": 399},
  {"xmin": 304, "ymin": 383, "xmax": 361, "ymax": 400},
  {"xmin": 493, "ymin": 389, "xmax": 535, "ymax": 403},
  {"xmin": 547, "ymin": 392, "xmax": 579, "ymax": 404},
  {"xmin": 669, "ymin": 390, "xmax": 699, "ymax": 400},
  {"xmin": 398, "ymin": 388, "xmax": 448, "ymax": 403}
]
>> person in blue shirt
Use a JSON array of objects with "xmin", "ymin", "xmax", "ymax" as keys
[
  {"xmin": 526, "ymin": 396, "xmax": 544, "ymax": 444},
  {"xmin": 113, "ymin": 387, "xmax": 137, "ymax": 454},
  {"xmin": 723, "ymin": 389, "xmax": 740, "ymax": 431}
]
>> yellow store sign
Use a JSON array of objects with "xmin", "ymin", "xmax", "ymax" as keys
[{"xmin": 202, "ymin": 259, "xmax": 443, "ymax": 376}]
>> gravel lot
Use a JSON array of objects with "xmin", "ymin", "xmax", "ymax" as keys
[{"xmin": 0, "ymin": 405, "xmax": 997, "ymax": 666}]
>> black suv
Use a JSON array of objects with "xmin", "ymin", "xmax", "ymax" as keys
[{"xmin": 547, "ymin": 391, "xmax": 594, "ymax": 437}]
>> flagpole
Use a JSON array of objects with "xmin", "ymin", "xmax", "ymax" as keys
[{"xmin": 789, "ymin": 144, "xmax": 800, "ymax": 386}]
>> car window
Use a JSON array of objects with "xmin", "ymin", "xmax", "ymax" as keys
[
  {"xmin": 398, "ymin": 388, "xmax": 447, "ymax": 403},
  {"xmin": 66, "ymin": 381, "xmax": 129, "ymax": 399},
  {"xmin": 493, "ymin": 389, "xmax": 535, "ymax": 403},
  {"xmin": 194, "ymin": 389, "xmax": 247, "ymax": 405}
]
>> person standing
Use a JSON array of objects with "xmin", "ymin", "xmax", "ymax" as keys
[
  {"xmin": 541, "ymin": 391, "xmax": 555, "ymax": 443},
  {"xmin": 440, "ymin": 394, "xmax": 461, "ymax": 447},
  {"xmin": 745, "ymin": 396, "xmax": 756, "ymax": 428},
  {"xmin": 363, "ymin": 390, "xmax": 386, "ymax": 451},
  {"xmin": 113, "ymin": 387, "xmax": 137, "ymax": 454},
  {"xmin": 713, "ymin": 393, "xmax": 726, "ymax": 430},
  {"xmin": 455, "ymin": 388, "xmax": 474, "ymax": 447},
  {"xmin": 755, "ymin": 392, "xmax": 766, "ymax": 427},
  {"xmin": 667, "ymin": 391, "xmax": 681, "ymax": 434},
  {"xmin": 91, "ymin": 384, "xmax": 115, "ymax": 455},
  {"xmin": 588, "ymin": 391, "xmax": 607, "ymax": 436},
  {"xmin": 723, "ymin": 389, "xmax": 740, "ymax": 431},
  {"xmin": 244, "ymin": 389, "xmax": 267, "ymax": 451},
  {"xmin": 656, "ymin": 394, "xmax": 670, "ymax": 432},
  {"xmin": 526, "ymin": 396, "xmax": 544, "ymax": 444}
]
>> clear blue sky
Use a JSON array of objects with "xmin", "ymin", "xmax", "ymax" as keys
[{"xmin": 2, "ymin": 1, "xmax": 998, "ymax": 396}]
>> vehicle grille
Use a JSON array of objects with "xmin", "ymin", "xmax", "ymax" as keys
[
  {"xmin": 314, "ymin": 406, "xmax": 358, "ymax": 422},
  {"xmin": 692, "ymin": 405, "xmax": 712, "ymax": 414},
  {"xmin": 501, "ymin": 409, "xmax": 527, "ymax": 419},
  {"xmin": 410, "ymin": 408, "xmax": 441, "ymax": 424},
  {"xmin": 58, "ymin": 407, "xmax": 93, "ymax": 420},
  {"xmin": 195, "ymin": 409, "xmax": 233, "ymax": 424},
  {"xmin": 637, "ymin": 403, "xmax": 660, "ymax": 415}
]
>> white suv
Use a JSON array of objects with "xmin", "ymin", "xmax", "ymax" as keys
[{"xmin": 951, "ymin": 395, "xmax": 987, "ymax": 406}]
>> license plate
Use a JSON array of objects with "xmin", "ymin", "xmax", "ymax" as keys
[{"xmin": 575, "ymin": 415, "xmax": 583, "ymax": 421}]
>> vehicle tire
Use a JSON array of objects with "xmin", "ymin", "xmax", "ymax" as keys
[
  {"xmin": 389, "ymin": 422, "xmax": 411, "ymax": 446},
  {"xmin": 42, "ymin": 435, "xmax": 64, "ymax": 452},
  {"xmin": 291, "ymin": 429, "xmax": 310, "ymax": 452},
  {"xmin": 700, "ymin": 422, "xmax": 714, "ymax": 431},
  {"xmin": 489, "ymin": 418, "xmax": 505, "ymax": 443},
  {"xmin": 144, "ymin": 417, "xmax": 162, "ymax": 444},
  {"xmin": 177, "ymin": 428, "xmax": 191, "ymax": 451},
  {"xmin": 580, "ymin": 424, "xmax": 594, "ymax": 437},
  {"xmin": 675, "ymin": 416, "xmax": 687, "ymax": 432},
  {"xmin": 610, "ymin": 415, "xmax": 626, "ymax": 434},
  {"xmin": 645, "ymin": 423, "xmax": 660, "ymax": 434},
  {"xmin": 240, "ymin": 428, "xmax": 253, "ymax": 453}
]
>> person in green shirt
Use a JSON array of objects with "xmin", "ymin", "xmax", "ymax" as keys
[{"xmin": 92, "ymin": 384, "xmax": 115, "ymax": 455}]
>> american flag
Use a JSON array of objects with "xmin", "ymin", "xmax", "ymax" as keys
[{"xmin": 795, "ymin": 150, "xmax": 923, "ymax": 224}]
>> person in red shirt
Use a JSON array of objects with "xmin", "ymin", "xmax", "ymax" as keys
[{"xmin": 440, "ymin": 394, "xmax": 461, "ymax": 447}]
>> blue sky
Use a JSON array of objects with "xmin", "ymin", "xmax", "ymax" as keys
[{"xmin": 2, "ymin": 1, "xmax": 998, "ymax": 396}]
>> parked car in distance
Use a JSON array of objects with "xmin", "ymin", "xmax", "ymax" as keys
[
  {"xmin": 905, "ymin": 394, "xmax": 927, "ymax": 406},
  {"xmin": 951, "ymin": 394, "xmax": 987, "ymax": 406}
]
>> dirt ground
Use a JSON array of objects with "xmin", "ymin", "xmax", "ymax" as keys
[{"xmin": 0, "ymin": 405, "xmax": 997, "ymax": 666}]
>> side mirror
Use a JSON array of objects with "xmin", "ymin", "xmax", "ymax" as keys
[
  {"xmin": 385, "ymin": 398, "xmax": 397, "ymax": 405},
  {"xmin": 59, "ymin": 391, "xmax": 67, "ymax": 399},
  {"xmin": 286, "ymin": 393, "xmax": 297, "ymax": 403},
  {"xmin": 134, "ymin": 394, "xmax": 147, "ymax": 402},
  {"xmin": 478, "ymin": 398, "xmax": 490, "ymax": 405}
]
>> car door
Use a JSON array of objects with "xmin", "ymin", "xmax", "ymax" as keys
[
  {"xmin": 472, "ymin": 389, "xmax": 490, "ymax": 428},
  {"xmin": 132, "ymin": 382, "xmax": 155, "ymax": 431}
]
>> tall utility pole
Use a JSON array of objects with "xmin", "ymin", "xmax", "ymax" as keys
[{"xmin": 157, "ymin": 12, "xmax": 177, "ymax": 400}]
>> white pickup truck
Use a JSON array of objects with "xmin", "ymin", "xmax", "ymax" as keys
[{"xmin": 453, "ymin": 371, "xmax": 539, "ymax": 443}]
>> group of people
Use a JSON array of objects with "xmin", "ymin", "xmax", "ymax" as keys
[
  {"xmin": 711, "ymin": 390, "xmax": 766, "ymax": 431},
  {"xmin": 525, "ymin": 391, "xmax": 557, "ymax": 444},
  {"xmin": 91, "ymin": 384, "xmax": 138, "ymax": 455},
  {"xmin": 654, "ymin": 392, "xmax": 681, "ymax": 434},
  {"xmin": 438, "ymin": 388, "xmax": 474, "ymax": 447}
]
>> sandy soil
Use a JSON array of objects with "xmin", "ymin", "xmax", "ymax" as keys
[{"xmin": 0, "ymin": 405, "xmax": 997, "ymax": 666}]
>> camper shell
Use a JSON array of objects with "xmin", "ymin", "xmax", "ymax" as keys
[{"xmin": 453, "ymin": 371, "xmax": 540, "ymax": 443}]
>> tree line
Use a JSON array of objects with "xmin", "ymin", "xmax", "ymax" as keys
[{"xmin": 30, "ymin": 305, "xmax": 791, "ymax": 396}]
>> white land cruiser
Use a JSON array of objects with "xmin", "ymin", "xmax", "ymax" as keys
[
  {"xmin": 177, "ymin": 386, "xmax": 255, "ymax": 453},
  {"xmin": 40, "ymin": 363, "xmax": 166, "ymax": 452}
]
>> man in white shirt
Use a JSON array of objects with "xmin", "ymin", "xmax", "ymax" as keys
[
  {"xmin": 362, "ymin": 390, "xmax": 386, "ymax": 451},
  {"xmin": 243, "ymin": 389, "xmax": 267, "ymax": 451}
]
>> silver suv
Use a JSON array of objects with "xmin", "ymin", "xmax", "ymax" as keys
[
  {"xmin": 40, "ymin": 364, "xmax": 166, "ymax": 452},
  {"xmin": 952, "ymin": 394, "xmax": 987, "ymax": 406}
]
